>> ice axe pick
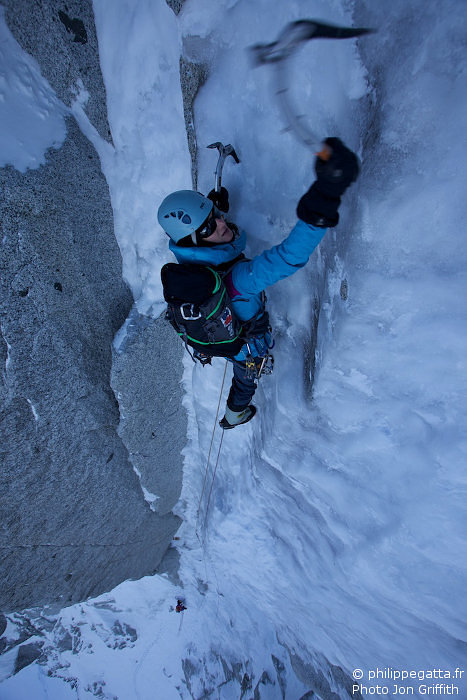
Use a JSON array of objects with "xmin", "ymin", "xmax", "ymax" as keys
[
  {"xmin": 207, "ymin": 142, "xmax": 240, "ymax": 193},
  {"xmin": 250, "ymin": 19, "xmax": 375, "ymax": 151}
]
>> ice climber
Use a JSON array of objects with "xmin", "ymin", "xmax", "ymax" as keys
[{"xmin": 158, "ymin": 137, "xmax": 359, "ymax": 429}]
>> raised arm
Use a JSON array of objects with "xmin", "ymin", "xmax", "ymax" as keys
[{"xmin": 232, "ymin": 138, "xmax": 359, "ymax": 296}]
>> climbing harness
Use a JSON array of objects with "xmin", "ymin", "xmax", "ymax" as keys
[
  {"xmin": 258, "ymin": 353, "xmax": 274, "ymax": 378},
  {"xmin": 245, "ymin": 354, "xmax": 257, "ymax": 379},
  {"xmin": 244, "ymin": 351, "xmax": 274, "ymax": 380},
  {"xmin": 193, "ymin": 350, "xmax": 212, "ymax": 366},
  {"xmin": 250, "ymin": 19, "xmax": 374, "ymax": 150}
]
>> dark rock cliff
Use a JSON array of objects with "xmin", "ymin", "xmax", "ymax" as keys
[{"xmin": 0, "ymin": 0, "xmax": 183, "ymax": 612}]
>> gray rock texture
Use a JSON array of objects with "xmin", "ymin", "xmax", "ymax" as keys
[
  {"xmin": 165, "ymin": 0, "xmax": 187, "ymax": 15},
  {"xmin": 167, "ymin": 0, "xmax": 205, "ymax": 189},
  {"xmin": 289, "ymin": 647, "xmax": 363, "ymax": 700},
  {"xmin": 2, "ymin": 0, "xmax": 111, "ymax": 143},
  {"xmin": 180, "ymin": 56, "xmax": 209, "ymax": 190},
  {"xmin": 0, "ymin": 0, "xmax": 183, "ymax": 612},
  {"xmin": 111, "ymin": 308, "xmax": 185, "ymax": 519}
]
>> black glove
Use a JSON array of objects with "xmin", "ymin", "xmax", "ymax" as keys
[
  {"xmin": 297, "ymin": 137, "xmax": 360, "ymax": 228},
  {"xmin": 207, "ymin": 186, "xmax": 229, "ymax": 213}
]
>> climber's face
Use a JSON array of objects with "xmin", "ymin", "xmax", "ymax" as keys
[{"xmin": 203, "ymin": 217, "xmax": 234, "ymax": 244}]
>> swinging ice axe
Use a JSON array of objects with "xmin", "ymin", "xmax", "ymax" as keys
[
  {"xmin": 207, "ymin": 142, "xmax": 240, "ymax": 193},
  {"xmin": 250, "ymin": 20, "xmax": 374, "ymax": 151}
]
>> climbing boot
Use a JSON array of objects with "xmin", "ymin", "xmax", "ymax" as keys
[{"xmin": 219, "ymin": 404, "xmax": 257, "ymax": 430}]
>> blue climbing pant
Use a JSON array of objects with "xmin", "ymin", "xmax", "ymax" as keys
[
  {"xmin": 227, "ymin": 359, "xmax": 258, "ymax": 411},
  {"xmin": 226, "ymin": 333, "xmax": 273, "ymax": 410}
]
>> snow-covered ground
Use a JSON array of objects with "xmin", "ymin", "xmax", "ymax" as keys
[{"xmin": 1, "ymin": 0, "xmax": 466, "ymax": 698}]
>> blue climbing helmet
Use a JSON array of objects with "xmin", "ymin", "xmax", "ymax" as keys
[{"xmin": 157, "ymin": 190, "xmax": 213, "ymax": 244}]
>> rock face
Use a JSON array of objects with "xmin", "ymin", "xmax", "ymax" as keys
[
  {"xmin": 111, "ymin": 309, "xmax": 185, "ymax": 521},
  {"xmin": 2, "ymin": 0, "xmax": 111, "ymax": 143},
  {"xmin": 0, "ymin": 0, "xmax": 183, "ymax": 612}
]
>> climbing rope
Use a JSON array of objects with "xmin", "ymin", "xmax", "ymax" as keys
[
  {"xmin": 192, "ymin": 362, "xmax": 229, "ymax": 619},
  {"xmin": 196, "ymin": 360, "xmax": 228, "ymax": 536},
  {"xmin": 203, "ymin": 429, "xmax": 225, "ymax": 531}
]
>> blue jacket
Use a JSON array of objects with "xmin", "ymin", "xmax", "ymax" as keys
[{"xmin": 169, "ymin": 219, "xmax": 326, "ymax": 357}]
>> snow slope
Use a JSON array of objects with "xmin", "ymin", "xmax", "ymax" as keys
[{"xmin": 1, "ymin": 0, "xmax": 466, "ymax": 698}]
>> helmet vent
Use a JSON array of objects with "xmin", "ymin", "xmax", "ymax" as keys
[
  {"xmin": 157, "ymin": 190, "xmax": 211, "ymax": 243},
  {"xmin": 165, "ymin": 211, "xmax": 192, "ymax": 223}
]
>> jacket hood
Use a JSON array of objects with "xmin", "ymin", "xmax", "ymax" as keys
[{"xmin": 169, "ymin": 230, "xmax": 247, "ymax": 267}]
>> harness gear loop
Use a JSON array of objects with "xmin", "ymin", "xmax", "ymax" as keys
[
  {"xmin": 193, "ymin": 350, "xmax": 212, "ymax": 366},
  {"xmin": 257, "ymin": 353, "xmax": 274, "ymax": 378},
  {"xmin": 245, "ymin": 352, "xmax": 257, "ymax": 380},
  {"xmin": 244, "ymin": 351, "xmax": 275, "ymax": 380}
]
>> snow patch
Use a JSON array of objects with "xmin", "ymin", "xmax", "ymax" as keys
[{"xmin": 0, "ymin": 7, "xmax": 67, "ymax": 172}]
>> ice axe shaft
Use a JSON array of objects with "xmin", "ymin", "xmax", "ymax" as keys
[
  {"xmin": 250, "ymin": 19, "xmax": 374, "ymax": 65},
  {"xmin": 250, "ymin": 19, "xmax": 375, "ymax": 150},
  {"xmin": 207, "ymin": 142, "xmax": 240, "ymax": 192}
]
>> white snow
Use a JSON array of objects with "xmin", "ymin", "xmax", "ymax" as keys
[
  {"xmin": 91, "ymin": 0, "xmax": 192, "ymax": 315},
  {"xmin": 0, "ymin": 7, "xmax": 67, "ymax": 172},
  {"xmin": 1, "ymin": 0, "xmax": 466, "ymax": 698},
  {"xmin": 26, "ymin": 398, "xmax": 39, "ymax": 422}
]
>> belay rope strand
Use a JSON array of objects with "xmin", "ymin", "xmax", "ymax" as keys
[
  {"xmin": 195, "ymin": 349, "xmax": 273, "ymax": 538},
  {"xmin": 196, "ymin": 360, "xmax": 228, "ymax": 539},
  {"xmin": 194, "ymin": 361, "xmax": 227, "ymax": 620},
  {"xmin": 203, "ymin": 430, "xmax": 225, "ymax": 530}
]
